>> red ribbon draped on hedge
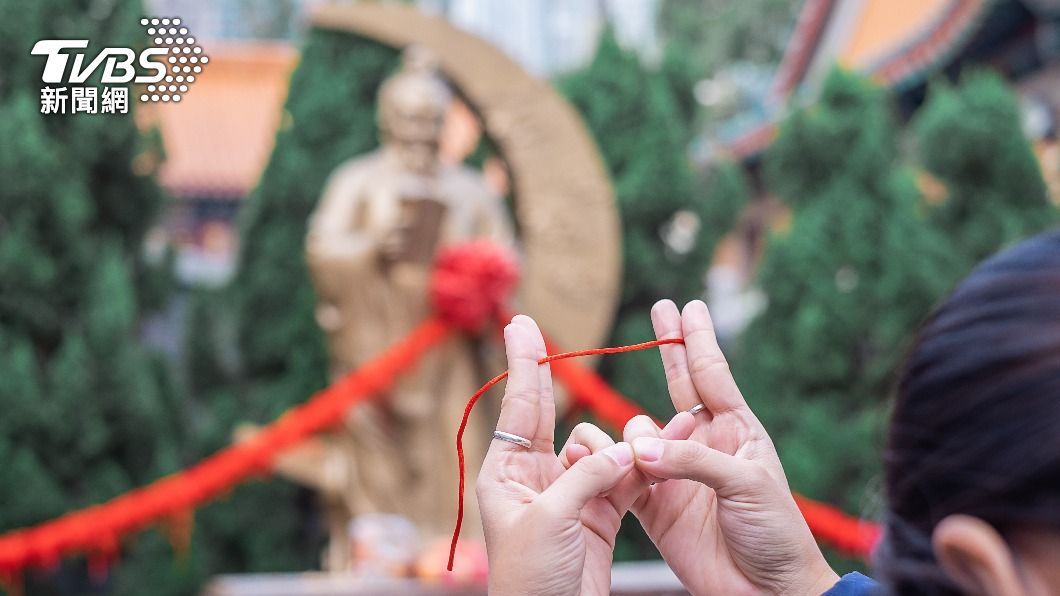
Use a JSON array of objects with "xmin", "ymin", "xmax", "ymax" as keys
[
  {"xmin": 0, "ymin": 242, "xmax": 879, "ymax": 585},
  {"xmin": 0, "ymin": 319, "xmax": 451, "ymax": 582}
]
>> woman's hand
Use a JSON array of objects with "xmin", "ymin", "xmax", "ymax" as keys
[
  {"xmin": 633, "ymin": 300, "xmax": 838, "ymax": 595},
  {"xmin": 477, "ymin": 315, "xmax": 636, "ymax": 596},
  {"xmin": 565, "ymin": 300, "xmax": 839, "ymax": 595}
]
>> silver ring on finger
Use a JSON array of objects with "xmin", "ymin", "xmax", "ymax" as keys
[
  {"xmin": 493, "ymin": 430, "xmax": 532, "ymax": 449},
  {"xmin": 687, "ymin": 403, "xmax": 707, "ymax": 416}
]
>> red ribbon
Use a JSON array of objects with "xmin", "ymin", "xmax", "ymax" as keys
[{"xmin": 0, "ymin": 319, "xmax": 451, "ymax": 581}]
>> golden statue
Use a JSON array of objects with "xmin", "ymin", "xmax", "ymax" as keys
[{"xmin": 283, "ymin": 47, "xmax": 513, "ymax": 572}]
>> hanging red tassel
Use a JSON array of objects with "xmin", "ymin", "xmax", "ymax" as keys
[
  {"xmin": 87, "ymin": 534, "xmax": 119, "ymax": 584},
  {"xmin": 0, "ymin": 569, "xmax": 23, "ymax": 596},
  {"xmin": 159, "ymin": 509, "xmax": 195, "ymax": 562}
]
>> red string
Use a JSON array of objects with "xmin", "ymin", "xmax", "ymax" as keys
[{"xmin": 446, "ymin": 337, "xmax": 685, "ymax": 571}]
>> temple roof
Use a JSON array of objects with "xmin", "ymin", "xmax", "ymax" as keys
[
  {"xmin": 137, "ymin": 42, "xmax": 299, "ymax": 199},
  {"xmin": 137, "ymin": 40, "xmax": 487, "ymax": 200},
  {"xmin": 774, "ymin": 0, "xmax": 991, "ymax": 97},
  {"xmin": 726, "ymin": 0, "xmax": 995, "ymax": 159}
]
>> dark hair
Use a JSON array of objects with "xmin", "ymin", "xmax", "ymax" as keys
[{"xmin": 876, "ymin": 230, "xmax": 1060, "ymax": 595}]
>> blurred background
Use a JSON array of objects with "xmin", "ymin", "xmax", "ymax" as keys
[{"xmin": 2, "ymin": 0, "xmax": 1059, "ymax": 594}]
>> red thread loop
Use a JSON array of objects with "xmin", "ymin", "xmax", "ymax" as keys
[{"xmin": 447, "ymin": 336, "xmax": 685, "ymax": 571}]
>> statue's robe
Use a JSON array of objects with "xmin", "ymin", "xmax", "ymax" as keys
[{"xmin": 300, "ymin": 147, "xmax": 512, "ymax": 569}]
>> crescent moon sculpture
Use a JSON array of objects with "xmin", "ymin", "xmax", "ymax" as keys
[{"xmin": 311, "ymin": 3, "xmax": 622, "ymax": 352}]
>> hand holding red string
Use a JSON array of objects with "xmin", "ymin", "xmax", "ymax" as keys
[
  {"xmin": 566, "ymin": 300, "xmax": 840, "ymax": 596},
  {"xmin": 476, "ymin": 315, "xmax": 635, "ymax": 596}
]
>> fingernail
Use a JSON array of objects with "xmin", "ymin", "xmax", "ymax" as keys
[
  {"xmin": 565, "ymin": 443, "xmax": 587, "ymax": 461},
  {"xmin": 601, "ymin": 442, "xmax": 633, "ymax": 466},
  {"xmin": 503, "ymin": 325, "xmax": 521, "ymax": 359},
  {"xmin": 633, "ymin": 437, "xmax": 664, "ymax": 462},
  {"xmin": 652, "ymin": 299, "xmax": 675, "ymax": 314},
  {"xmin": 684, "ymin": 300, "xmax": 709, "ymax": 323},
  {"xmin": 661, "ymin": 412, "xmax": 689, "ymax": 433}
]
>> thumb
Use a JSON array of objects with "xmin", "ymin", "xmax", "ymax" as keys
[
  {"xmin": 538, "ymin": 442, "xmax": 634, "ymax": 512},
  {"xmin": 632, "ymin": 437, "xmax": 762, "ymax": 498}
]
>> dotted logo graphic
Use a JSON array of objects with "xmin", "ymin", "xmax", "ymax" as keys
[{"xmin": 138, "ymin": 17, "xmax": 208, "ymax": 103}]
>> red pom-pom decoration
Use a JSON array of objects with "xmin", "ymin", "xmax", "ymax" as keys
[{"xmin": 430, "ymin": 241, "xmax": 520, "ymax": 333}]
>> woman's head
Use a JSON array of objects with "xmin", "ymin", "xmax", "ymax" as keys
[{"xmin": 877, "ymin": 230, "xmax": 1060, "ymax": 595}]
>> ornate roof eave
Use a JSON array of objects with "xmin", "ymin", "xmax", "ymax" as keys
[
  {"xmin": 771, "ymin": 0, "xmax": 839, "ymax": 100},
  {"xmin": 866, "ymin": 0, "xmax": 993, "ymax": 90},
  {"xmin": 723, "ymin": 0, "xmax": 995, "ymax": 161}
]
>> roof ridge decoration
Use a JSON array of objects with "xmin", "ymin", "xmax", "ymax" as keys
[
  {"xmin": 773, "ymin": 0, "xmax": 993, "ymax": 100},
  {"xmin": 772, "ymin": 0, "xmax": 839, "ymax": 99}
]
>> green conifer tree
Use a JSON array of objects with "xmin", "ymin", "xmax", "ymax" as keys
[
  {"xmin": 737, "ymin": 70, "xmax": 955, "ymax": 517},
  {"xmin": 913, "ymin": 70, "xmax": 1056, "ymax": 263},
  {"xmin": 559, "ymin": 29, "xmax": 748, "ymax": 562},
  {"xmin": 232, "ymin": 30, "xmax": 398, "ymax": 413},
  {"xmin": 559, "ymin": 29, "xmax": 746, "ymax": 421},
  {"xmin": 0, "ymin": 1, "xmax": 183, "ymax": 593}
]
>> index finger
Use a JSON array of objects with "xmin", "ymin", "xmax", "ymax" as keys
[
  {"xmin": 651, "ymin": 300, "xmax": 702, "ymax": 412},
  {"xmin": 492, "ymin": 321, "xmax": 541, "ymax": 450},
  {"xmin": 680, "ymin": 300, "xmax": 746, "ymax": 413}
]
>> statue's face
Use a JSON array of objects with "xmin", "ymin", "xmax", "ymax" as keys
[
  {"xmin": 393, "ymin": 132, "xmax": 440, "ymax": 176},
  {"xmin": 382, "ymin": 99, "xmax": 445, "ymax": 175}
]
